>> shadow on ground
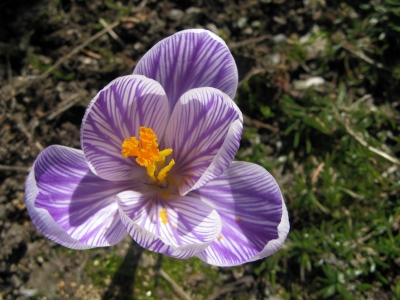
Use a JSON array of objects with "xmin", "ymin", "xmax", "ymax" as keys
[{"xmin": 102, "ymin": 241, "xmax": 143, "ymax": 300}]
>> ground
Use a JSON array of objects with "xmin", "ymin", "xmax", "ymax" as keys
[{"xmin": 1, "ymin": 0, "xmax": 399, "ymax": 299}]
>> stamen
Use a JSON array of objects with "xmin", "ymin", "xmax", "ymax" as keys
[
  {"xmin": 157, "ymin": 159, "xmax": 175, "ymax": 183},
  {"xmin": 146, "ymin": 163, "xmax": 157, "ymax": 182},
  {"xmin": 121, "ymin": 137, "xmax": 140, "ymax": 158},
  {"xmin": 121, "ymin": 127, "xmax": 160, "ymax": 167},
  {"xmin": 121, "ymin": 126, "xmax": 175, "ymax": 187},
  {"xmin": 159, "ymin": 149, "xmax": 173, "ymax": 165}
]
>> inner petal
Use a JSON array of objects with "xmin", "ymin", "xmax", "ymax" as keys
[
  {"xmin": 81, "ymin": 75, "xmax": 169, "ymax": 182},
  {"xmin": 164, "ymin": 87, "xmax": 243, "ymax": 195}
]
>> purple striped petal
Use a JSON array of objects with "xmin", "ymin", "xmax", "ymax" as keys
[
  {"xmin": 26, "ymin": 169, "xmax": 90, "ymax": 250},
  {"xmin": 193, "ymin": 162, "xmax": 289, "ymax": 266},
  {"xmin": 25, "ymin": 145, "xmax": 141, "ymax": 248},
  {"xmin": 81, "ymin": 75, "xmax": 169, "ymax": 182},
  {"xmin": 248, "ymin": 200, "xmax": 289, "ymax": 262},
  {"xmin": 189, "ymin": 119, "xmax": 242, "ymax": 193},
  {"xmin": 164, "ymin": 87, "xmax": 242, "ymax": 196},
  {"xmin": 133, "ymin": 29, "xmax": 238, "ymax": 113},
  {"xmin": 116, "ymin": 190, "xmax": 222, "ymax": 258}
]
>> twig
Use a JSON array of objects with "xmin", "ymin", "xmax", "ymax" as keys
[
  {"xmin": 0, "ymin": 164, "xmax": 31, "ymax": 172},
  {"xmin": 357, "ymin": 231, "xmax": 376, "ymax": 244},
  {"xmin": 342, "ymin": 41, "xmax": 391, "ymax": 72},
  {"xmin": 243, "ymin": 114, "xmax": 278, "ymax": 132},
  {"xmin": 238, "ymin": 67, "xmax": 266, "ymax": 86},
  {"xmin": 16, "ymin": 113, "xmax": 32, "ymax": 142},
  {"xmin": 132, "ymin": 0, "xmax": 148, "ymax": 12},
  {"xmin": 311, "ymin": 162, "xmax": 325, "ymax": 185},
  {"xmin": 206, "ymin": 276, "xmax": 253, "ymax": 300},
  {"xmin": 6, "ymin": 54, "xmax": 17, "ymax": 109},
  {"xmin": 120, "ymin": 16, "xmax": 141, "ymax": 24},
  {"xmin": 39, "ymin": 20, "xmax": 120, "ymax": 81},
  {"xmin": 334, "ymin": 109, "xmax": 400, "ymax": 165},
  {"xmin": 44, "ymin": 91, "xmax": 87, "ymax": 121},
  {"xmin": 80, "ymin": 48, "xmax": 102, "ymax": 59},
  {"xmin": 1, "ymin": 20, "xmax": 121, "ymax": 102},
  {"xmin": 159, "ymin": 268, "xmax": 192, "ymax": 300},
  {"xmin": 35, "ymin": 141, "xmax": 44, "ymax": 152},
  {"xmin": 38, "ymin": 20, "xmax": 120, "ymax": 81},
  {"xmin": 337, "ymin": 187, "xmax": 364, "ymax": 200},
  {"xmin": 99, "ymin": 18, "xmax": 125, "ymax": 48},
  {"xmin": 116, "ymin": 52, "xmax": 137, "ymax": 67},
  {"xmin": 229, "ymin": 34, "xmax": 271, "ymax": 50},
  {"xmin": 344, "ymin": 122, "xmax": 400, "ymax": 165}
]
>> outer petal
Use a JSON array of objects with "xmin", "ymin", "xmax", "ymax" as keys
[
  {"xmin": 248, "ymin": 199, "xmax": 289, "ymax": 262},
  {"xmin": 116, "ymin": 190, "xmax": 222, "ymax": 259},
  {"xmin": 133, "ymin": 29, "xmax": 238, "ymax": 112},
  {"xmin": 193, "ymin": 161, "xmax": 289, "ymax": 266},
  {"xmin": 81, "ymin": 75, "xmax": 169, "ymax": 181},
  {"xmin": 25, "ymin": 145, "xmax": 139, "ymax": 249},
  {"xmin": 164, "ymin": 87, "xmax": 243, "ymax": 195}
]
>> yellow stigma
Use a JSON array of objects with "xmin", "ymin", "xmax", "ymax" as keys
[{"xmin": 121, "ymin": 126, "xmax": 174, "ymax": 184}]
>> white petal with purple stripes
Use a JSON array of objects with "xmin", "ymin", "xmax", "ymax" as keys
[
  {"xmin": 116, "ymin": 190, "xmax": 222, "ymax": 258},
  {"xmin": 133, "ymin": 29, "xmax": 238, "ymax": 113},
  {"xmin": 26, "ymin": 168, "xmax": 90, "ymax": 250},
  {"xmin": 26, "ymin": 145, "xmax": 140, "ymax": 248},
  {"xmin": 81, "ymin": 75, "xmax": 169, "ymax": 181},
  {"xmin": 164, "ymin": 87, "xmax": 242, "ymax": 196},
  {"xmin": 188, "ymin": 119, "xmax": 242, "ymax": 194},
  {"xmin": 193, "ymin": 161, "xmax": 289, "ymax": 266},
  {"xmin": 248, "ymin": 199, "xmax": 289, "ymax": 262}
]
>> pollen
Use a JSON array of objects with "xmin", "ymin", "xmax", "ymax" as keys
[
  {"xmin": 121, "ymin": 126, "xmax": 174, "ymax": 186},
  {"xmin": 218, "ymin": 235, "xmax": 223, "ymax": 240},
  {"xmin": 236, "ymin": 217, "xmax": 242, "ymax": 222},
  {"xmin": 159, "ymin": 208, "xmax": 168, "ymax": 224},
  {"xmin": 121, "ymin": 127, "xmax": 160, "ymax": 167}
]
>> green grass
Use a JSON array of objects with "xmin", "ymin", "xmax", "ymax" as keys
[{"xmin": 235, "ymin": 1, "xmax": 400, "ymax": 299}]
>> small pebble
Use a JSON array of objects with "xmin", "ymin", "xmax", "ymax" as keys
[
  {"xmin": 186, "ymin": 7, "xmax": 202, "ymax": 14},
  {"xmin": 11, "ymin": 274, "xmax": 22, "ymax": 288},
  {"xmin": 169, "ymin": 9, "xmax": 184, "ymax": 21},
  {"xmin": 272, "ymin": 33, "xmax": 286, "ymax": 44},
  {"xmin": 36, "ymin": 256, "xmax": 44, "ymax": 265},
  {"xmin": 206, "ymin": 23, "xmax": 219, "ymax": 35},
  {"xmin": 237, "ymin": 17, "xmax": 247, "ymax": 29},
  {"xmin": 269, "ymin": 53, "xmax": 281, "ymax": 65},
  {"xmin": 19, "ymin": 288, "xmax": 37, "ymax": 297},
  {"xmin": 134, "ymin": 42, "xmax": 144, "ymax": 51},
  {"xmin": 243, "ymin": 27, "xmax": 253, "ymax": 35}
]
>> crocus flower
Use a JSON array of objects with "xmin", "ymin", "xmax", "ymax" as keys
[{"xmin": 25, "ymin": 29, "xmax": 289, "ymax": 266}]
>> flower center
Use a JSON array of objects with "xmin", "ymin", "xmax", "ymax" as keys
[{"xmin": 121, "ymin": 126, "xmax": 175, "ymax": 185}]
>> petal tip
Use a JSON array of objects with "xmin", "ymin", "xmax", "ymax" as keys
[{"xmin": 177, "ymin": 28, "xmax": 228, "ymax": 48}]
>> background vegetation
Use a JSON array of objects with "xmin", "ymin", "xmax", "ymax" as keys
[{"xmin": 0, "ymin": 0, "xmax": 399, "ymax": 299}]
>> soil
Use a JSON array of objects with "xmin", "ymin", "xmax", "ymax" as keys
[{"xmin": 0, "ymin": 0, "xmax": 336, "ymax": 299}]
